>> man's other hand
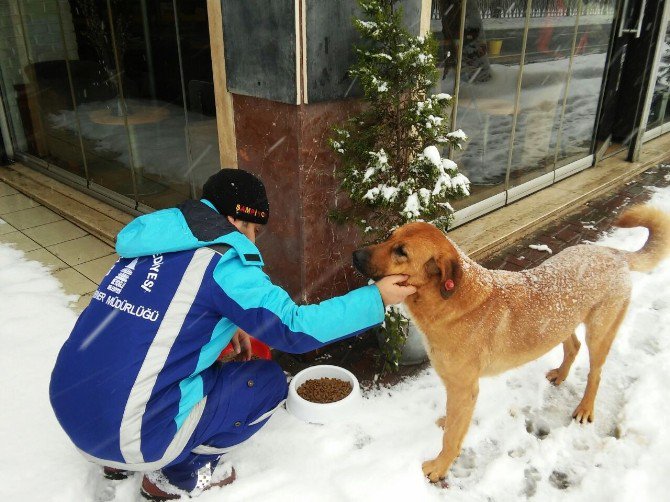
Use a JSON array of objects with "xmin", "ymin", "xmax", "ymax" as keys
[{"xmin": 231, "ymin": 328, "xmax": 253, "ymax": 361}]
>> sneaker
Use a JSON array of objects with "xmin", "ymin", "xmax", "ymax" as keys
[
  {"xmin": 140, "ymin": 470, "xmax": 184, "ymax": 501},
  {"xmin": 210, "ymin": 460, "xmax": 236, "ymax": 488},
  {"xmin": 140, "ymin": 463, "xmax": 236, "ymax": 501},
  {"xmin": 103, "ymin": 466, "xmax": 131, "ymax": 480}
]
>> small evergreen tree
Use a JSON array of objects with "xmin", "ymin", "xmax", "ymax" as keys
[{"xmin": 330, "ymin": 0, "xmax": 471, "ymax": 371}]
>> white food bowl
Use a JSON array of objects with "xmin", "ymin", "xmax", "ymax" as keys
[{"xmin": 286, "ymin": 365, "xmax": 361, "ymax": 424}]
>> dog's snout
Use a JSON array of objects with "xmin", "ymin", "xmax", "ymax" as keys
[{"xmin": 352, "ymin": 249, "xmax": 370, "ymax": 274}]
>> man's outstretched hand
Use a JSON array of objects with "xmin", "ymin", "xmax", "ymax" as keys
[{"xmin": 375, "ymin": 275, "xmax": 417, "ymax": 306}]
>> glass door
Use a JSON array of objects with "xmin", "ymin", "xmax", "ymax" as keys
[
  {"xmin": 595, "ymin": 0, "xmax": 667, "ymax": 161},
  {"xmin": 434, "ymin": 0, "xmax": 524, "ymax": 212},
  {"xmin": 643, "ymin": 3, "xmax": 670, "ymax": 141},
  {"xmin": 0, "ymin": 0, "xmax": 89, "ymax": 181},
  {"xmin": 554, "ymin": 1, "xmax": 618, "ymax": 172},
  {"xmin": 431, "ymin": 0, "xmax": 617, "ymax": 225},
  {"xmin": 0, "ymin": 0, "xmax": 222, "ymax": 211}
]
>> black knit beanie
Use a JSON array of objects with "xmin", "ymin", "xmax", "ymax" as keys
[{"xmin": 202, "ymin": 169, "xmax": 269, "ymax": 224}]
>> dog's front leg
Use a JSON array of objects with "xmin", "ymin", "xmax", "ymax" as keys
[{"xmin": 423, "ymin": 379, "xmax": 479, "ymax": 483}]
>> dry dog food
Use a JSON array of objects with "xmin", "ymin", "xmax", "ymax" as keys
[
  {"xmin": 219, "ymin": 353, "xmax": 262, "ymax": 363},
  {"xmin": 297, "ymin": 377, "xmax": 352, "ymax": 403}
]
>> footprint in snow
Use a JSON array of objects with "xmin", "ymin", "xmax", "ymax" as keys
[
  {"xmin": 450, "ymin": 447, "xmax": 477, "ymax": 478},
  {"xmin": 354, "ymin": 432, "xmax": 373, "ymax": 449},
  {"xmin": 525, "ymin": 416, "xmax": 551, "ymax": 440},
  {"xmin": 450, "ymin": 440, "xmax": 501, "ymax": 487},
  {"xmin": 549, "ymin": 470, "xmax": 577, "ymax": 490},
  {"xmin": 522, "ymin": 465, "xmax": 541, "ymax": 497}
]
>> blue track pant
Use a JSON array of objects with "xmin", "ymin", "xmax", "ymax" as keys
[{"xmin": 161, "ymin": 360, "xmax": 288, "ymax": 491}]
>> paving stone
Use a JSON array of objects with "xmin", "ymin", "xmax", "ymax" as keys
[
  {"xmin": 0, "ymin": 205, "xmax": 63, "ymax": 230},
  {"xmin": 524, "ymin": 249, "xmax": 553, "ymax": 263},
  {"xmin": 555, "ymin": 227, "xmax": 581, "ymax": 244},
  {"xmin": 500, "ymin": 261, "xmax": 523, "ymax": 272},
  {"xmin": 505, "ymin": 255, "xmax": 527, "ymax": 268},
  {"xmin": 0, "ymin": 181, "xmax": 18, "ymax": 196},
  {"xmin": 47, "ymin": 235, "xmax": 115, "ymax": 267},
  {"xmin": 481, "ymin": 161, "xmax": 670, "ymax": 271},
  {"xmin": 0, "ymin": 193, "xmax": 40, "ymax": 214}
]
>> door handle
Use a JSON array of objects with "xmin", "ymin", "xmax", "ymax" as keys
[{"xmin": 619, "ymin": 0, "xmax": 647, "ymax": 38}]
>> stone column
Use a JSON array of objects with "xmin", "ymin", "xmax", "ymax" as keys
[
  {"xmin": 233, "ymin": 95, "xmax": 362, "ymax": 301},
  {"xmin": 222, "ymin": 0, "xmax": 423, "ymax": 301}
]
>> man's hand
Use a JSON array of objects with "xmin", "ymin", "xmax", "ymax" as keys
[
  {"xmin": 231, "ymin": 328, "xmax": 253, "ymax": 361},
  {"xmin": 375, "ymin": 275, "xmax": 417, "ymax": 306}
]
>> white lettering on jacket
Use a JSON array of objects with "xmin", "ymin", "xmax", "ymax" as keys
[
  {"xmin": 141, "ymin": 254, "xmax": 164, "ymax": 293},
  {"xmin": 101, "ymin": 295, "xmax": 161, "ymax": 322}
]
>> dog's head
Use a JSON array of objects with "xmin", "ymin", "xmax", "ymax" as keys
[{"xmin": 353, "ymin": 222, "xmax": 460, "ymax": 299}]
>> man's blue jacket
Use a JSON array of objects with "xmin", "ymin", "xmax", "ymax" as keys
[{"xmin": 49, "ymin": 199, "xmax": 384, "ymax": 470}]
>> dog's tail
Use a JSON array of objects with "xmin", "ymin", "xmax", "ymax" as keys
[{"xmin": 615, "ymin": 204, "xmax": 670, "ymax": 272}]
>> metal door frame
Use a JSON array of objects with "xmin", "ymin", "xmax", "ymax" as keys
[{"xmin": 638, "ymin": 0, "xmax": 670, "ymax": 147}]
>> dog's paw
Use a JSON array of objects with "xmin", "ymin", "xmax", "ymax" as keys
[
  {"xmin": 422, "ymin": 458, "xmax": 448, "ymax": 484},
  {"xmin": 435, "ymin": 416, "xmax": 446, "ymax": 429},
  {"xmin": 546, "ymin": 368, "xmax": 567, "ymax": 386},
  {"xmin": 572, "ymin": 404, "xmax": 594, "ymax": 423}
]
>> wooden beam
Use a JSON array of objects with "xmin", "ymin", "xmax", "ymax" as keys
[
  {"xmin": 420, "ymin": 0, "xmax": 432, "ymax": 35},
  {"xmin": 207, "ymin": 0, "xmax": 237, "ymax": 168}
]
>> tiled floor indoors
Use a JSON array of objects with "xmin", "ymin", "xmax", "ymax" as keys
[{"xmin": 0, "ymin": 180, "xmax": 118, "ymax": 311}]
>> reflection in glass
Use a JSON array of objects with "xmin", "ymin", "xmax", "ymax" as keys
[
  {"xmin": 0, "ymin": 0, "xmax": 221, "ymax": 210},
  {"xmin": 177, "ymin": 2, "xmax": 222, "ymax": 200},
  {"xmin": 60, "ymin": 0, "xmax": 136, "ymax": 200},
  {"xmin": 508, "ymin": 5, "xmax": 577, "ymax": 187},
  {"xmin": 107, "ymin": 0, "xmax": 222, "ymax": 208},
  {"xmin": 646, "ymin": 20, "xmax": 670, "ymax": 131},
  {"xmin": 434, "ymin": 0, "xmax": 525, "ymax": 207},
  {"xmin": 555, "ymin": 0, "xmax": 616, "ymax": 168},
  {"xmin": 0, "ymin": 0, "xmax": 87, "ymax": 179},
  {"xmin": 105, "ymin": 0, "xmax": 194, "ymax": 208}
]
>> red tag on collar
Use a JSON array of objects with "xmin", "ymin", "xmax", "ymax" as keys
[{"xmin": 444, "ymin": 279, "xmax": 455, "ymax": 291}]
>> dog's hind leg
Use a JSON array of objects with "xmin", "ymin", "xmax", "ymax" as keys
[
  {"xmin": 423, "ymin": 378, "xmax": 479, "ymax": 483},
  {"xmin": 573, "ymin": 299, "xmax": 630, "ymax": 423},
  {"xmin": 546, "ymin": 333, "xmax": 581, "ymax": 386}
]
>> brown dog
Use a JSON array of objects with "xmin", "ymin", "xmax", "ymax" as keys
[{"xmin": 353, "ymin": 205, "xmax": 670, "ymax": 483}]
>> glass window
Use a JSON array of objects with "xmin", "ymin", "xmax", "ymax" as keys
[
  {"xmin": 430, "ymin": 0, "xmax": 616, "ymax": 210},
  {"xmin": 67, "ymin": 0, "xmax": 136, "ymax": 201},
  {"xmin": 104, "ymin": 0, "xmax": 194, "ymax": 208},
  {"xmin": 0, "ymin": 0, "xmax": 222, "ymax": 210},
  {"xmin": 646, "ymin": 18, "xmax": 670, "ymax": 131},
  {"xmin": 555, "ymin": 0, "xmax": 616, "ymax": 168},
  {"xmin": 176, "ymin": 1, "xmax": 222, "ymax": 199},
  {"xmin": 435, "ymin": 0, "xmax": 528, "ymax": 208},
  {"xmin": 0, "ymin": 0, "xmax": 87, "ymax": 180},
  {"xmin": 508, "ymin": 3, "xmax": 577, "ymax": 188}
]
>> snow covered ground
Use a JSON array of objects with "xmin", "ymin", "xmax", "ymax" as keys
[{"xmin": 1, "ymin": 185, "xmax": 670, "ymax": 501}]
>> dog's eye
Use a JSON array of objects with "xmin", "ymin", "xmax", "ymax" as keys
[{"xmin": 393, "ymin": 245, "xmax": 407, "ymax": 258}]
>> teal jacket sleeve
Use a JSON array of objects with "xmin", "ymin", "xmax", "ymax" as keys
[{"xmin": 210, "ymin": 255, "xmax": 385, "ymax": 353}]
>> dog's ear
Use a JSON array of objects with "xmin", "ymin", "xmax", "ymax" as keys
[{"xmin": 424, "ymin": 256, "xmax": 458, "ymax": 300}]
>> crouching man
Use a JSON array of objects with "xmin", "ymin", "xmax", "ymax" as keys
[{"xmin": 49, "ymin": 169, "xmax": 415, "ymax": 500}]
